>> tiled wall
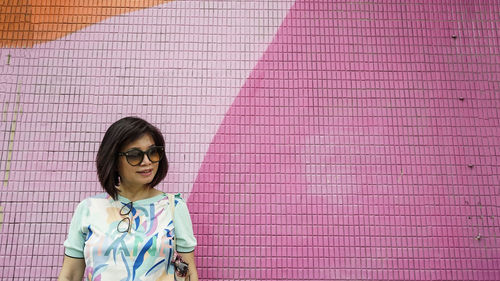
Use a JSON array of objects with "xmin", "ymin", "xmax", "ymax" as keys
[{"xmin": 0, "ymin": 1, "xmax": 499, "ymax": 280}]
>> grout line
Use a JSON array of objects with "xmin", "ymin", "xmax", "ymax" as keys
[
  {"xmin": 3, "ymin": 82, "xmax": 22, "ymax": 187},
  {"xmin": 0, "ymin": 205, "xmax": 3, "ymax": 232},
  {"xmin": 2, "ymin": 102, "xmax": 7, "ymax": 122}
]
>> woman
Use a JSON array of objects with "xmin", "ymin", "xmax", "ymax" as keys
[{"xmin": 58, "ymin": 116, "xmax": 198, "ymax": 281}]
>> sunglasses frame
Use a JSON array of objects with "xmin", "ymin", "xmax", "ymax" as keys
[{"xmin": 118, "ymin": 146, "xmax": 165, "ymax": 166}]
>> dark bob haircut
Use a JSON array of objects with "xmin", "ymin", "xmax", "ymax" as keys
[{"xmin": 96, "ymin": 116, "xmax": 168, "ymax": 200}]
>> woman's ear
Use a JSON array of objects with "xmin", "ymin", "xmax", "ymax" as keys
[{"xmin": 114, "ymin": 172, "xmax": 121, "ymax": 186}]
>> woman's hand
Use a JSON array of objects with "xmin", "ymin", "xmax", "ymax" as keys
[
  {"xmin": 178, "ymin": 251, "xmax": 198, "ymax": 281},
  {"xmin": 58, "ymin": 255, "xmax": 85, "ymax": 281}
]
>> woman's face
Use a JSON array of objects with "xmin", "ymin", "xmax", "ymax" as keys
[{"xmin": 117, "ymin": 134, "xmax": 159, "ymax": 190}]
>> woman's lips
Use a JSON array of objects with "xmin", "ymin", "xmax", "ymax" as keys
[{"xmin": 137, "ymin": 169, "xmax": 153, "ymax": 177}]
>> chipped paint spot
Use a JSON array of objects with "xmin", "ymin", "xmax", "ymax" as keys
[
  {"xmin": 6, "ymin": 54, "xmax": 10, "ymax": 65},
  {"xmin": 397, "ymin": 168, "xmax": 404, "ymax": 183}
]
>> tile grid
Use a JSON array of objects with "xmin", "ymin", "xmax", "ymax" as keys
[
  {"xmin": 188, "ymin": 1, "xmax": 499, "ymax": 280},
  {"xmin": 0, "ymin": 0, "xmax": 499, "ymax": 280}
]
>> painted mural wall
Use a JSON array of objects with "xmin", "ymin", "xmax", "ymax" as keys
[{"xmin": 0, "ymin": 0, "xmax": 499, "ymax": 280}]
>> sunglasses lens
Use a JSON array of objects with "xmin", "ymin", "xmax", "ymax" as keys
[
  {"xmin": 117, "ymin": 217, "xmax": 130, "ymax": 233},
  {"xmin": 121, "ymin": 147, "xmax": 164, "ymax": 166},
  {"xmin": 125, "ymin": 150, "xmax": 144, "ymax": 166},
  {"xmin": 147, "ymin": 147, "xmax": 163, "ymax": 163}
]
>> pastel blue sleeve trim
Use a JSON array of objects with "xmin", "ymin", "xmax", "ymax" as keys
[
  {"xmin": 63, "ymin": 200, "xmax": 87, "ymax": 259},
  {"xmin": 174, "ymin": 194, "xmax": 197, "ymax": 252},
  {"xmin": 64, "ymin": 248, "xmax": 84, "ymax": 259}
]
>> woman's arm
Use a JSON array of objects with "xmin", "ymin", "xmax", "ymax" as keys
[
  {"xmin": 58, "ymin": 255, "xmax": 85, "ymax": 281},
  {"xmin": 178, "ymin": 251, "xmax": 198, "ymax": 281}
]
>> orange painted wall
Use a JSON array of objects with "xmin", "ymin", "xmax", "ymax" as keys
[{"xmin": 0, "ymin": 0, "xmax": 170, "ymax": 48}]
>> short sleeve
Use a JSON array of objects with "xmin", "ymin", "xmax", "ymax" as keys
[
  {"xmin": 63, "ymin": 200, "xmax": 87, "ymax": 258},
  {"xmin": 173, "ymin": 194, "xmax": 197, "ymax": 253}
]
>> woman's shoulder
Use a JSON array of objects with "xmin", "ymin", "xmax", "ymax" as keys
[
  {"xmin": 82, "ymin": 192, "xmax": 112, "ymax": 202},
  {"xmin": 158, "ymin": 193, "xmax": 188, "ymax": 209},
  {"xmin": 173, "ymin": 192, "xmax": 184, "ymax": 201},
  {"xmin": 75, "ymin": 192, "xmax": 113, "ymax": 208},
  {"xmin": 170, "ymin": 193, "xmax": 187, "ymax": 206}
]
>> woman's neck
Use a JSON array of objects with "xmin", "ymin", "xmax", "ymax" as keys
[{"xmin": 117, "ymin": 184, "xmax": 162, "ymax": 202}]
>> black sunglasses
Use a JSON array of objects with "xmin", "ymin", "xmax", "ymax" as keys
[
  {"xmin": 118, "ymin": 146, "xmax": 165, "ymax": 166},
  {"xmin": 117, "ymin": 201, "xmax": 133, "ymax": 233}
]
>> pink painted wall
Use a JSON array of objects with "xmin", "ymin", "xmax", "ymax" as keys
[{"xmin": 0, "ymin": 0, "xmax": 499, "ymax": 280}]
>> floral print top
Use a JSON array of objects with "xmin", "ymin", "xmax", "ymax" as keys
[{"xmin": 64, "ymin": 192, "xmax": 196, "ymax": 281}]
